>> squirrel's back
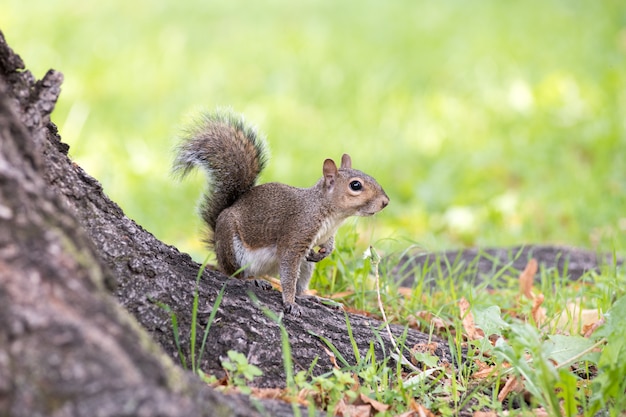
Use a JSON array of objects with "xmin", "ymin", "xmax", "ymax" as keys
[{"xmin": 173, "ymin": 111, "xmax": 268, "ymax": 232}]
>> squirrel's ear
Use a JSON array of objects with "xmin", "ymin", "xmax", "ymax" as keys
[
  {"xmin": 340, "ymin": 154, "xmax": 352, "ymax": 169},
  {"xmin": 323, "ymin": 158, "xmax": 338, "ymax": 188}
]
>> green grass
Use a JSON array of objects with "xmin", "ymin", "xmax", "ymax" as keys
[
  {"xmin": 3, "ymin": 0, "xmax": 625, "ymax": 260},
  {"xmin": 305, "ymin": 229, "xmax": 626, "ymax": 415}
]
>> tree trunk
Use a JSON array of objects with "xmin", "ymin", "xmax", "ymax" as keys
[{"xmin": 0, "ymin": 31, "xmax": 450, "ymax": 416}]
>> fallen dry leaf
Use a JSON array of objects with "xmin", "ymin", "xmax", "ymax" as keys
[
  {"xmin": 398, "ymin": 287, "xmax": 414, "ymax": 298},
  {"xmin": 410, "ymin": 311, "xmax": 451, "ymax": 333},
  {"xmin": 412, "ymin": 342, "xmax": 439, "ymax": 356},
  {"xmin": 530, "ymin": 407, "xmax": 550, "ymax": 417},
  {"xmin": 555, "ymin": 299, "xmax": 603, "ymax": 334},
  {"xmin": 351, "ymin": 373, "xmax": 361, "ymax": 394},
  {"xmin": 583, "ymin": 316, "xmax": 605, "ymax": 337},
  {"xmin": 334, "ymin": 399, "xmax": 347, "ymax": 416},
  {"xmin": 531, "ymin": 293, "xmax": 546, "ymax": 326},
  {"xmin": 334, "ymin": 399, "xmax": 371, "ymax": 417},
  {"xmin": 471, "ymin": 359, "xmax": 499, "ymax": 379},
  {"xmin": 407, "ymin": 398, "xmax": 436, "ymax": 416},
  {"xmin": 460, "ymin": 297, "xmax": 485, "ymax": 340},
  {"xmin": 264, "ymin": 276, "xmax": 283, "ymax": 290},
  {"xmin": 415, "ymin": 403, "xmax": 436, "ymax": 417},
  {"xmin": 329, "ymin": 290, "xmax": 355, "ymax": 300},
  {"xmin": 497, "ymin": 375, "xmax": 524, "ymax": 402},
  {"xmin": 473, "ymin": 411, "xmax": 498, "ymax": 417},
  {"xmin": 250, "ymin": 387, "xmax": 283, "ymax": 400},
  {"xmin": 297, "ymin": 388, "xmax": 316, "ymax": 405},
  {"xmin": 322, "ymin": 345, "xmax": 339, "ymax": 369},
  {"xmin": 472, "ymin": 366, "xmax": 498, "ymax": 379},
  {"xmin": 519, "ymin": 258, "xmax": 538, "ymax": 299},
  {"xmin": 359, "ymin": 393, "xmax": 390, "ymax": 412},
  {"xmin": 413, "ymin": 311, "xmax": 432, "ymax": 321}
]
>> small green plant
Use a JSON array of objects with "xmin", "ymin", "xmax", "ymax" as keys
[
  {"xmin": 153, "ymin": 255, "xmax": 227, "ymax": 374},
  {"xmin": 221, "ymin": 350, "xmax": 264, "ymax": 395},
  {"xmin": 464, "ymin": 293, "xmax": 626, "ymax": 416},
  {"xmin": 150, "ymin": 298, "xmax": 188, "ymax": 370}
]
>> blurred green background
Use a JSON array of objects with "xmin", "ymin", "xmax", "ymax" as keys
[{"xmin": 3, "ymin": 0, "xmax": 625, "ymax": 261}]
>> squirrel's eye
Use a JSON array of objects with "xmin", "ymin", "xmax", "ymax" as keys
[{"xmin": 349, "ymin": 180, "xmax": 363, "ymax": 191}]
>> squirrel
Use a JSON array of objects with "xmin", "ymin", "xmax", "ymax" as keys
[{"xmin": 173, "ymin": 110, "xmax": 389, "ymax": 316}]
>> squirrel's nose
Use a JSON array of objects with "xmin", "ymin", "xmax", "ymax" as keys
[{"xmin": 381, "ymin": 195, "xmax": 389, "ymax": 209}]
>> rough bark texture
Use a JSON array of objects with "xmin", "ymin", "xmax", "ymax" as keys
[{"xmin": 0, "ymin": 31, "xmax": 452, "ymax": 416}]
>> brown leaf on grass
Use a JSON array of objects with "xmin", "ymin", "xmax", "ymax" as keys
[
  {"xmin": 471, "ymin": 359, "xmax": 499, "ymax": 379},
  {"xmin": 409, "ymin": 311, "xmax": 451, "ymax": 333},
  {"xmin": 406, "ymin": 398, "xmax": 436, "ymax": 416},
  {"xmin": 329, "ymin": 290, "xmax": 355, "ymax": 300},
  {"xmin": 412, "ymin": 342, "xmax": 439, "ymax": 356},
  {"xmin": 555, "ymin": 299, "xmax": 603, "ymax": 334},
  {"xmin": 334, "ymin": 399, "xmax": 371, "ymax": 417},
  {"xmin": 530, "ymin": 407, "xmax": 550, "ymax": 417},
  {"xmin": 323, "ymin": 345, "xmax": 339, "ymax": 369},
  {"xmin": 519, "ymin": 258, "xmax": 538, "ymax": 299},
  {"xmin": 583, "ymin": 316, "xmax": 606, "ymax": 337},
  {"xmin": 516, "ymin": 258, "xmax": 548, "ymax": 327},
  {"xmin": 460, "ymin": 297, "xmax": 485, "ymax": 340},
  {"xmin": 398, "ymin": 287, "xmax": 414, "ymax": 298},
  {"xmin": 250, "ymin": 387, "xmax": 313, "ymax": 406},
  {"xmin": 265, "ymin": 276, "xmax": 283, "ymax": 290},
  {"xmin": 406, "ymin": 313, "xmax": 423, "ymax": 328},
  {"xmin": 473, "ymin": 412, "xmax": 498, "ymax": 417},
  {"xmin": 472, "ymin": 366, "xmax": 498, "ymax": 379},
  {"xmin": 414, "ymin": 403, "xmax": 436, "ymax": 417},
  {"xmin": 350, "ymin": 373, "xmax": 361, "ymax": 395},
  {"xmin": 206, "ymin": 373, "xmax": 230, "ymax": 389},
  {"xmin": 249, "ymin": 387, "xmax": 283, "ymax": 400},
  {"xmin": 531, "ymin": 293, "xmax": 546, "ymax": 326},
  {"xmin": 359, "ymin": 393, "xmax": 390, "ymax": 412},
  {"xmin": 497, "ymin": 375, "xmax": 523, "ymax": 402},
  {"xmin": 297, "ymin": 388, "xmax": 316, "ymax": 405}
]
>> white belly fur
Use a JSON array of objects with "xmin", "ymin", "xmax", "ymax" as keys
[
  {"xmin": 233, "ymin": 236, "xmax": 279, "ymax": 277},
  {"xmin": 233, "ymin": 215, "xmax": 345, "ymax": 277}
]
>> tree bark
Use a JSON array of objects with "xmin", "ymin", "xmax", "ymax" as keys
[{"xmin": 0, "ymin": 31, "xmax": 450, "ymax": 416}]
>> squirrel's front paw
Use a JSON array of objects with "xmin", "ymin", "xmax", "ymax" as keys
[
  {"xmin": 305, "ymin": 247, "xmax": 330, "ymax": 263},
  {"xmin": 284, "ymin": 302, "xmax": 302, "ymax": 316}
]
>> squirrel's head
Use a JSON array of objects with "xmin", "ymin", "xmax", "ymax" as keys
[{"xmin": 322, "ymin": 154, "xmax": 389, "ymax": 217}]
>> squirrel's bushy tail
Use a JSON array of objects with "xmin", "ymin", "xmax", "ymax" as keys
[{"xmin": 173, "ymin": 110, "xmax": 268, "ymax": 232}]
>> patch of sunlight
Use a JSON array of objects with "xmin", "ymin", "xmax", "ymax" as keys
[
  {"xmin": 405, "ymin": 121, "xmax": 444, "ymax": 157},
  {"xmin": 490, "ymin": 191, "xmax": 522, "ymax": 234},
  {"xmin": 443, "ymin": 206, "xmax": 480, "ymax": 235},
  {"xmin": 125, "ymin": 138, "xmax": 160, "ymax": 175},
  {"xmin": 508, "ymin": 79, "xmax": 534, "ymax": 113},
  {"xmin": 538, "ymin": 73, "xmax": 589, "ymax": 126},
  {"xmin": 491, "ymin": 191, "xmax": 518, "ymax": 216}
]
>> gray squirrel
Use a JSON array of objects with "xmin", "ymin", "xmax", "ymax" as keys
[{"xmin": 174, "ymin": 110, "xmax": 389, "ymax": 316}]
